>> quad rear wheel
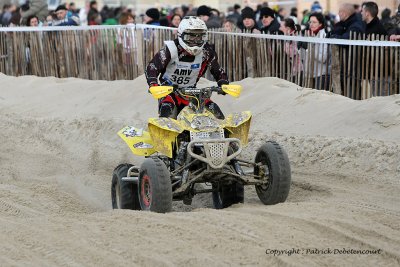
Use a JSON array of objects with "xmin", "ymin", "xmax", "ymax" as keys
[
  {"xmin": 254, "ymin": 141, "xmax": 291, "ymax": 205},
  {"xmin": 138, "ymin": 158, "xmax": 172, "ymax": 213},
  {"xmin": 111, "ymin": 163, "xmax": 141, "ymax": 210}
]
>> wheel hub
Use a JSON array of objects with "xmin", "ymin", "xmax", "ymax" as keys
[{"xmin": 141, "ymin": 175, "xmax": 152, "ymax": 207}]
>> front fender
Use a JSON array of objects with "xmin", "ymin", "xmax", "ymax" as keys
[
  {"xmin": 148, "ymin": 118, "xmax": 184, "ymax": 158},
  {"xmin": 222, "ymin": 111, "xmax": 252, "ymax": 146}
]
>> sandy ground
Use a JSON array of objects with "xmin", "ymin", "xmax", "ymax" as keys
[{"xmin": 0, "ymin": 73, "xmax": 399, "ymax": 266}]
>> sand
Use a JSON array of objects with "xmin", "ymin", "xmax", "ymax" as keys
[{"xmin": 0, "ymin": 73, "xmax": 399, "ymax": 266}]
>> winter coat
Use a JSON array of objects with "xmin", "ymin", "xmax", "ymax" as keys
[
  {"xmin": 260, "ymin": 19, "xmax": 282, "ymax": 35},
  {"xmin": 329, "ymin": 13, "xmax": 365, "ymax": 39},
  {"xmin": 365, "ymin": 17, "xmax": 388, "ymax": 36},
  {"xmin": 300, "ymin": 29, "xmax": 330, "ymax": 78}
]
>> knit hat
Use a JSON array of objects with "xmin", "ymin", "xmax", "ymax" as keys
[
  {"xmin": 260, "ymin": 7, "xmax": 275, "ymax": 18},
  {"xmin": 197, "ymin": 5, "xmax": 211, "ymax": 17},
  {"xmin": 311, "ymin": 2, "xmax": 322, "ymax": 13},
  {"xmin": 55, "ymin": 4, "xmax": 67, "ymax": 12},
  {"xmin": 145, "ymin": 8, "xmax": 160, "ymax": 21},
  {"xmin": 241, "ymin": 7, "xmax": 255, "ymax": 20}
]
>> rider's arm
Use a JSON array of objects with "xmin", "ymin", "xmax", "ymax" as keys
[
  {"xmin": 203, "ymin": 44, "xmax": 229, "ymax": 86},
  {"xmin": 145, "ymin": 46, "xmax": 172, "ymax": 87}
]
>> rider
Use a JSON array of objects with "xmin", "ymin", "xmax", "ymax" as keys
[{"xmin": 145, "ymin": 16, "xmax": 229, "ymax": 119}]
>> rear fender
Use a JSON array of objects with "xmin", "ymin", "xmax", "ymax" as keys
[{"xmin": 118, "ymin": 126, "xmax": 156, "ymax": 156}]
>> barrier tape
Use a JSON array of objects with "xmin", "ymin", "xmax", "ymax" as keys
[{"xmin": 1, "ymin": 24, "xmax": 400, "ymax": 47}]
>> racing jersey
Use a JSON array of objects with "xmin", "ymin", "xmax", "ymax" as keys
[{"xmin": 145, "ymin": 39, "xmax": 228, "ymax": 87}]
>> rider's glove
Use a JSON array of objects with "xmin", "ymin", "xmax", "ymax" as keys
[
  {"xmin": 148, "ymin": 83, "xmax": 159, "ymax": 94},
  {"xmin": 217, "ymin": 80, "xmax": 229, "ymax": 95}
]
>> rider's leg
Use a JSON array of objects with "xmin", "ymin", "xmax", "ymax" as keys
[
  {"xmin": 159, "ymin": 95, "xmax": 178, "ymax": 118},
  {"xmin": 205, "ymin": 100, "xmax": 225, "ymax": 120}
]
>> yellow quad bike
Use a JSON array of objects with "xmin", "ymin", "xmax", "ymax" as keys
[{"xmin": 111, "ymin": 84, "xmax": 291, "ymax": 213}]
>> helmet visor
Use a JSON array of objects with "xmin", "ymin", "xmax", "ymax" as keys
[{"xmin": 182, "ymin": 32, "xmax": 207, "ymax": 47}]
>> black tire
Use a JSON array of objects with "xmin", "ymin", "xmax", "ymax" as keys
[
  {"xmin": 212, "ymin": 182, "xmax": 244, "ymax": 209},
  {"xmin": 138, "ymin": 158, "xmax": 172, "ymax": 213},
  {"xmin": 111, "ymin": 163, "xmax": 141, "ymax": 210},
  {"xmin": 254, "ymin": 141, "xmax": 291, "ymax": 205}
]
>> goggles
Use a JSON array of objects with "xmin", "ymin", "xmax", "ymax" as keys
[{"xmin": 182, "ymin": 32, "xmax": 207, "ymax": 46}]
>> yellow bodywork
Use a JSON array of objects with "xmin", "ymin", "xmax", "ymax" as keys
[
  {"xmin": 149, "ymin": 86, "xmax": 173, "ymax": 99},
  {"xmin": 117, "ymin": 126, "xmax": 157, "ymax": 156},
  {"xmin": 222, "ymin": 111, "xmax": 252, "ymax": 145},
  {"xmin": 119, "ymin": 84, "xmax": 251, "ymax": 158},
  {"xmin": 146, "ymin": 108, "xmax": 252, "ymax": 158}
]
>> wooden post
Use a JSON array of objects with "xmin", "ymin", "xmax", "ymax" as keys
[{"xmin": 331, "ymin": 45, "xmax": 341, "ymax": 95}]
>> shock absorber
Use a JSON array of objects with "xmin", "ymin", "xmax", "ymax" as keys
[{"xmin": 175, "ymin": 141, "xmax": 188, "ymax": 166}]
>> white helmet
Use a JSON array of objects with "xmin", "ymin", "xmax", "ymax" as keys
[{"xmin": 178, "ymin": 16, "xmax": 208, "ymax": 56}]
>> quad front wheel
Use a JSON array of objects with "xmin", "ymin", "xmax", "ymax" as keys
[
  {"xmin": 138, "ymin": 158, "xmax": 172, "ymax": 213},
  {"xmin": 212, "ymin": 182, "xmax": 244, "ymax": 209},
  {"xmin": 254, "ymin": 141, "xmax": 291, "ymax": 205}
]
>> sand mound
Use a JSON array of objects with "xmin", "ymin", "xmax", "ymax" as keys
[{"xmin": 0, "ymin": 73, "xmax": 399, "ymax": 266}]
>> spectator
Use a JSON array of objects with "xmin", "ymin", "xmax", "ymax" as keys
[
  {"xmin": 301, "ymin": 9, "xmax": 310, "ymax": 30},
  {"xmin": 300, "ymin": 13, "xmax": 330, "ymax": 90},
  {"xmin": 118, "ymin": 12, "xmax": 137, "ymax": 65},
  {"xmin": 9, "ymin": 8, "xmax": 21, "ymax": 27},
  {"xmin": 386, "ymin": 4, "xmax": 400, "ymax": 36},
  {"xmin": 277, "ymin": 8, "xmax": 287, "ymax": 22},
  {"xmin": 1, "ymin": 4, "xmax": 16, "ymax": 26},
  {"xmin": 171, "ymin": 7, "xmax": 184, "ymax": 18},
  {"xmin": 119, "ymin": 12, "xmax": 135, "ymax": 25},
  {"xmin": 362, "ymin": 2, "xmax": 389, "ymax": 96},
  {"xmin": 26, "ymin": 15, "xmax": 39, "ymax": 26},
  {"xmin": 239, "ymin": 7, "xmax": 258, "ymax": 33},
  {"xmin": 361, "ymin": 2, "xmax": 387, "ymax": 36},
  {"xmin": 68, "ymin": 2, "xmax": 78, "ymax": 16},
  {"xmin": 259, "ymin": 7, "xmax": 282, "ymax": 34},
  {"xmin": 170, "ymin": 14, "xmax": 181, "ymax": 28},
  {"xmin": 52, "ymin": 5, "xmax": 80, "ymax": 26},
  {"xmin": 280, "ymin": 18, "xmax": 302, "ymax": 80},
  {"xmin": 226, "ymin": 4, "xmax": 241, "ymax": 25},
  {"xmin": 380, "ymin": 8, "xmax": 391, "ymax": 30},
  {"xmin": 143, "ymin": 8, "xmax": 160, "ymax": 25},
  {"xmin": 102, "ymin": 8, "xmax": 119, "ymax": 25},
  {"xmin": 196, "ymin": 5, "xmax": 221, "ymax": 28},
  {"xmin": 79, "ymin": 1, "xmax": 90, "ymax": 26},
  {"xmin": 223, "ymin": 19, "xmax": 238, "ymax": 32},
  {"xmin": 329, "ymin": 3, "xmax": 364, "ymax": 39},
  {"xmin": 87, "ymin": 0, "xmax": 100, "ymax": 25},
  {"xmin": 310, "ymin": 1, "xmax": 322, "ymax": 13},
  {"xmin": 44, "ymin": 12, "xmax": 54, "ymax": 26},
  {"xmin": 289, "ymin": 7, "xmax": 298, "ymax": 24},
  {"xmin": 329, "ymin": 3, "xmax": 364, "ymax": 98},
  {"xmin": 21, "ymin": 0, "xmax": 48, "ymax": 25}
]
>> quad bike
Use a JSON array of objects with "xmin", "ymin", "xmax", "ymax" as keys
[{"xmin": 111, "ymin": 84, "xmax": 291, "ymax": 213}]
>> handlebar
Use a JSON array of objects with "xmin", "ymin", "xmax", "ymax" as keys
[{"xmin": 178, "ymin": 86, "xmax": 222, "ymax": 96}]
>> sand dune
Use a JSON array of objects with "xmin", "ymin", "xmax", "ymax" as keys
[{"xmin": 0, "ymin": 73, "xmax": 399, "ymax": 266}]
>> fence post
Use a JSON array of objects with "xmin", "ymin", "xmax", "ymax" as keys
[{"xmin": 331, "ymin": 45, "xmax": 341, "ymax": 95}]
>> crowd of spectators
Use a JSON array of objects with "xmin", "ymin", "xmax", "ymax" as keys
[
  {"xmin": 1, "ymin": 1, "xmax": 400, "ymax": 95},
  {"xmin": 1, "ymin": 1, "xmax": 400, "ymax": 40}
]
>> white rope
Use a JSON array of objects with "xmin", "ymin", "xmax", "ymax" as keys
[{"xmin": 1, "ymin": 24, "xmax": 399, "ymax": 47}]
